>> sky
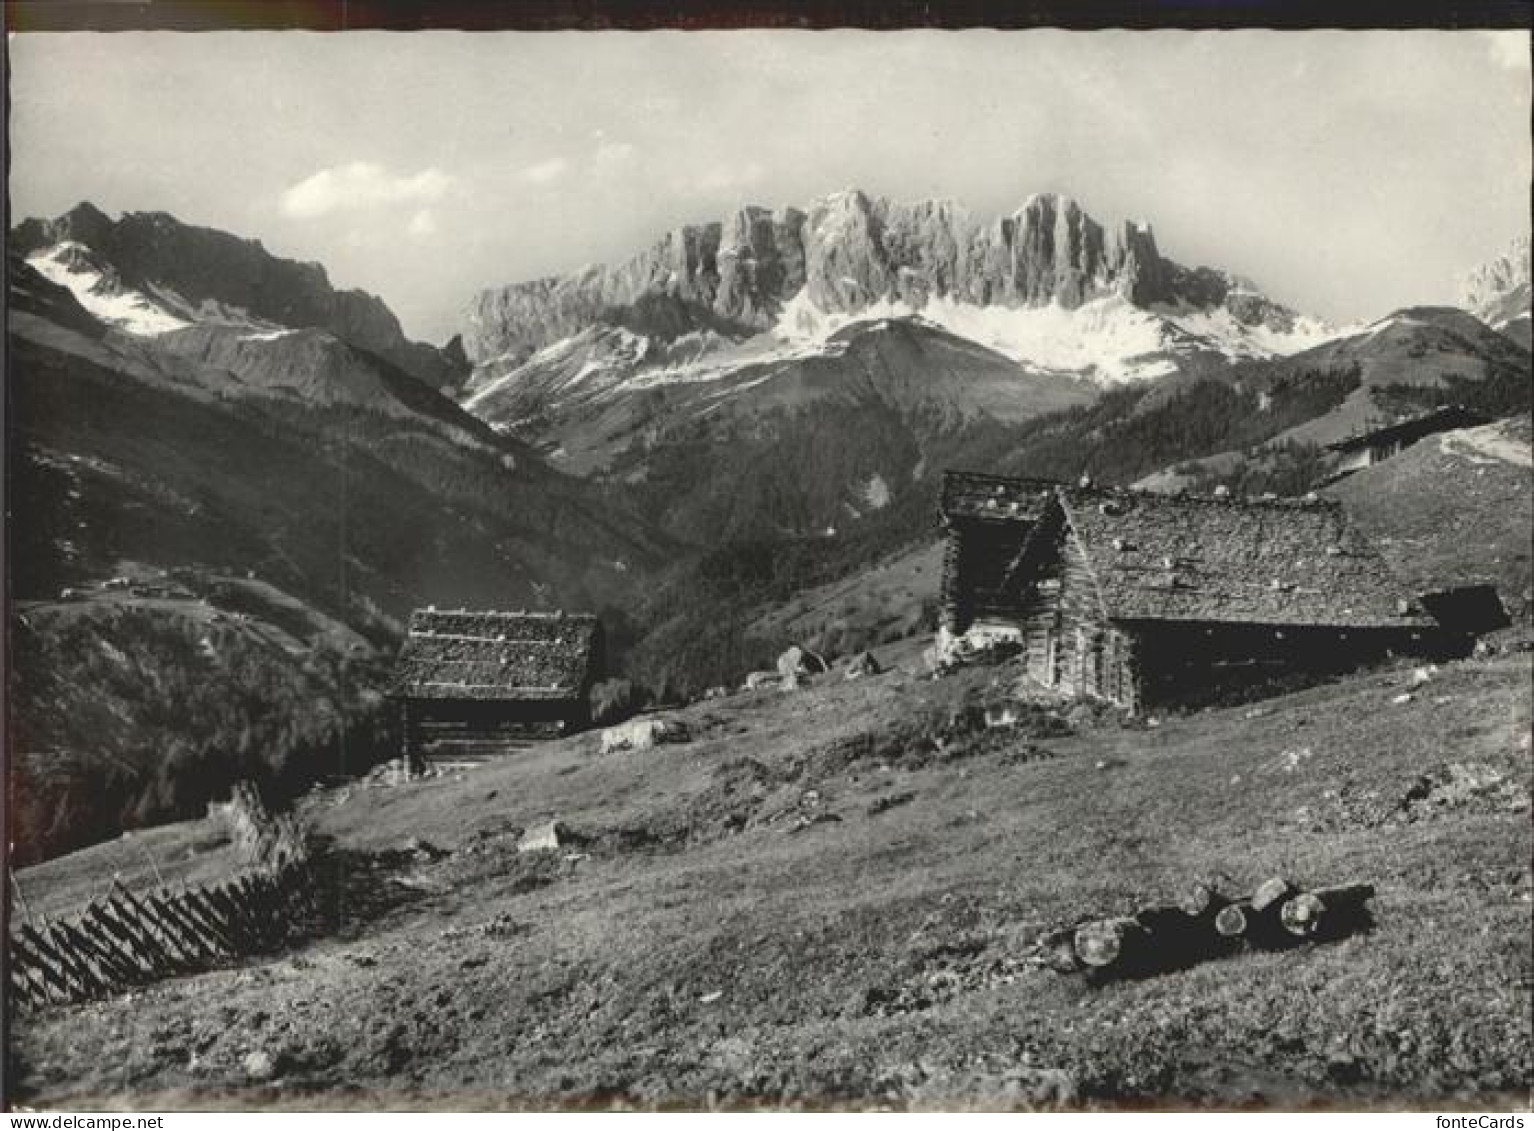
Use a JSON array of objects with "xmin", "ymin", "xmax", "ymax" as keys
[{"xmin": 8, "ymin": 29, "xmax": 1532, "ymax": 343}]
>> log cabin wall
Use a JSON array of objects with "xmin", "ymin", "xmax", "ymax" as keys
[
  {"xmin": 939, "ymin": 525, "xmax": 968, "ymax": 633},
  {"xmin": 1017, "ymin": 546, "xmax": 1063, "ymax": 688},
  {"xmin": 937, "ymin": 473, "xmax": 1444, "ymax": 716},
  {"xmin": 1014, "ymin": 522, "xmax": 1142, "ymax": 712},
  {"xmin": 402, "ymin": 698, "xmax": 580, "ymax": 766}
]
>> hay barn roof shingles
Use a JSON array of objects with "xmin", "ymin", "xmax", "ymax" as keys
[
  {"xmin": 1324, "ymin": 404, "xmax": 1489, "ymax": 453},
  {"xmin": 940, "ymin": 470, "xmax": 1060, "ymax": 523},
  {"xmin": 1057, "ymin": 489, "xmax": 1435, "ymax": 629},
  {"xmin": 391, "ymin": 610, "xmax": 600, "ymax": 701}
]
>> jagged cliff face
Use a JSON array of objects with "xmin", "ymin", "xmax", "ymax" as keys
[
  {"xmin": 13, "ymin": 203, "xmax": 465, "ymax": 388},
  {"xmin": 463, "ymin": 191, "xmax": 1292, "ymax": 364},
  {"xmin": 1461, "ymin": 234, "xmax": 1531, "ymax": 349}
]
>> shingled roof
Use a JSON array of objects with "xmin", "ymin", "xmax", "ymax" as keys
[
  {"xmin": 391, "ymin": 610, "xmax": 601, "ymax": 701},
  {"xmin": 1324, "ymin": 405, "xmax": 1489, "ymax": 453},
  {"xmin": 1056, "ymin": 489, "xmax": 1435, "ymax": 629},
  {"xmin": 940, "ymin": 470, "xmax": 1059, "ymax": 523}
]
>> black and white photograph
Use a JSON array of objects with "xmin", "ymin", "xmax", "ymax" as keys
[{"xmin": 3, "ymin": 4, "xmax": 1532, "ymax": 1114}]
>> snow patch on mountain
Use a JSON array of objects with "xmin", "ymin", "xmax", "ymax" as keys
[
  {"xmin": 774, "ymin": 285, "xmax": 1345, "ymax": 383},
  {"xmin": 25, "ymin": 240, "xmax": 298, "ymax": 341},
  {"xmin": 26, "ymin": 242, "xmax": 191, "ymax": 336},
  {"xmin": 463, "ymin": 321, "xmax": 859, "ymax": 416},
  {"xmin": 1157, "ymin": 302, "xmax": 1340, "ymax": 358},
  {"xmin": 776, "ymin": 289, "xmax": 1183, "ymax": 382}
]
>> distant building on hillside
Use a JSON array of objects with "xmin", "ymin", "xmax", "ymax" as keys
[
  {"xmin": 1322, "ymin": 404, "xmax": 1489, "ymax": 480},
  {"xmin": 389, "ymin": 609, "xmax": 604, "ymax": 766},
  {"xmin": 937, "ymin": 471, "xmax": 1453, "ymax": 712}
]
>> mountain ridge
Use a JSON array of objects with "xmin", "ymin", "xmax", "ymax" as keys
[
  {"xmin": 14, "ymin": 202, "xmax": 468, "ymax": 389},
  {"xmin": 1461, "ymin": 234, "xmax": 1532, "ymax": 350},
  {"xmin": 463, "ymin": 189, "xmax": 1327, "ymax": 370}
]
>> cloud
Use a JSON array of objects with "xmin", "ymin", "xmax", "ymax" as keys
[
  {"xmin": 522, "ymin": 157, "xmax": 570, "ymax": 184},
  {"xmin": 280, "ymin": 162, "xmax": 452, "ymax": 220},
  {"xmin": 1481, "ymin": 30, "xmax": 1529, "ymax": 71},
  {"xmin": 407, "ymin": 209, "xmax": 438, "ymax": 239}
]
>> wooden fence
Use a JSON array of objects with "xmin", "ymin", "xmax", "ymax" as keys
[{"xmin": 8, "ymin": 857, "xmax": 316, "ymax": 1013}]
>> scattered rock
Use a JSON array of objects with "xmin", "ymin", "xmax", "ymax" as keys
[
  {"xmin": 361, "ymin": 757, "xmax": 417, "ymax": 787},
  {"xmin": 984, "ymin": 703, "xmax": 1025, "ymax": 729},
  {"xmin": 1391, "ymin": 692, "xmax": 1415, "ymax": 705},
  {"xmin": 242, "ymin": 1050, "xmax": 277, "ymax": 1081},
  {"xmin": 1275, "ymin": 747, "xmax": 1314, "ymax": 773},
  {"xmin": 788, "ymin": 812, "xmax": 843, "ymax": 835},
  {"xmin": 868, "ymin": 791, "xmax": 916, "ymax": 816},
  {"xmin": 401, "ymin": 837, "xmax": 448, "ymax": 862},
  {"xmin": 479, "ymin": 913, "xmax": 524, "ymax": 939},
  {"xmin": 698, "ymin": 990, "xmax": 724, "ymax": 1004},
  {"xmin": 518, "ymin": 820, "xmax": 567, "ymax": 853},
  {"xmin": 777, "ymin": 644, "xmax": 830, "ymax": 682},
  {"xmin": 1401, "ymin": 762, "xmax": 1529, "ymax": 816},
  {"xmin": 1064, "ymin": 704, "xmax": 1098, "ymax": 730},
  {"xmin": 843, "ymin": 650, "xmax": 883, "ymax": 680},
  {"xmin": 923, "ymin": 625, "xmax": 1023, "ymax": 674},
  {"xmin": 600, "ymin": 716, "xmax": 690, "ymax": 754}
]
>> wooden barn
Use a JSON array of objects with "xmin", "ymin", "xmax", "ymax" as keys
[
  {"xmin": 939, "ymin": 471, "xmax": 1448, "ymax": 712},
  {"xmin": 1322, "ymin": 404, "xmax": 1489, "ymax": 479},
  {"xmin": 390, "ymin": 609, "xmax": 604, "ymax": 766},
  {"xmin": 938, "ymin": 471, "xmax": 1061, "ymax": 637}
]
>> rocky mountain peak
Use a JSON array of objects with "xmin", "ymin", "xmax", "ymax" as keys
[
  {"xmin": 12, "ymin": 202, "xmax": 463, "ymax": 386},
  {"xmin": 1461, "ymin": 235, "xmax": 1531, "ymax": 321},
  {"xmin": 1459, "ymin": 234, "xmax": 1532, "ymax": 349},
  {"xmin": 464, "ymin": 188, "xmax": 1304, "ymax": 366}
]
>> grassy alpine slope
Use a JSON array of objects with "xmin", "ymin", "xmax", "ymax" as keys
[
  {"xmin": 11, "ymin": 640, "xmax": 1530, "ymax": 1109},
  {"xmin": 6, "ymin": 263, "xmax": 673, "ymax": 863}
]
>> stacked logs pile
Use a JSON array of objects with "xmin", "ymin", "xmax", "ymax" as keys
[
  {"xmin": 1038, "ymin": 877, "xmax": 1375, "ymax": 981},
  {"xmin": 8, "ymin": 857, "xmax": 317, "ymax": 1013}
]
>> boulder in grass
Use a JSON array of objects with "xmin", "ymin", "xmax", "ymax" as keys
[
  {"xmin": 600, "ymin": 716, "xmax": 690, "ymax": 754},
  {"xmin": 844, "ymin": 651, "xmax": 883, "ymax": 680},
  {"xmin": 744, "ymin": 670, "xmax": 782, "ymax": 691},
  {"xmin": 243, "ymin": 1050, "xmax": 278, "ymax": 1080},
  {"xmin": 518, "ymin": 820, "xmax": 566, "ymax": 853},
  {"xmin": 777, "ymin": 644, "xmax": 829, "ymax": 685}
]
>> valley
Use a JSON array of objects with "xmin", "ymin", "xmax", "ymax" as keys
[
  {"xmin": 7, "ymin": 20, "xmax": 1533, "ymax": 1114},
  {"xmin": 8, "ymin": 196, "xmax": 1532, "ymax": 857}
]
